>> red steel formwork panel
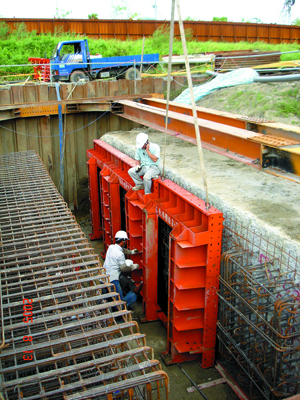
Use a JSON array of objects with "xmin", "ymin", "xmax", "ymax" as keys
[{"xmin": 87, "ymin": 139, "xmax": 223, "ymax": 367}]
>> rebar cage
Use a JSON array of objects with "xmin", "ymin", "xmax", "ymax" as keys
[
  {"xmin": 218, "ymin": 217, "xmax": 300, "ymax": 400},
  {"xmin": 0, "ymin": 151, "xmax": 169, "ymax": 400}
]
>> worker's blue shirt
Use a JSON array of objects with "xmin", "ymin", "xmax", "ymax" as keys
[{"xmin": 135, "ymin": 143, "xmax": 160, "ymax": 167}]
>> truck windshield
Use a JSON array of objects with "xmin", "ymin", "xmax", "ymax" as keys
[{"xmin": 51, "ymin": 44, "xmax": 59, "ymax": 59}]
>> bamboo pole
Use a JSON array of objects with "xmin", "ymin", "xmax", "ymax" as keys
[
  {"xmin": 162, "ymin": 0, "xmax": 175, "ymax": 180},
  {"xmin": 175, "ymin": 0, "xmax": 210, "ymax": 207}
]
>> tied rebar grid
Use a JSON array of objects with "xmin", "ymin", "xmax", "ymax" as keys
[
  {"xmin": 217, "ymin": 218, "xmax": 300, "ymax": 400},
  {"xmin": 0, "ymin": 151, "xmax": 169, "ymax": 400}
]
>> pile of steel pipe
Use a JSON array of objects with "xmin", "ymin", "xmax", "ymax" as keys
[
  {"xmin": 0, "ymin": 151, "xmax": 169, "ymax": 400},
  {"xmin": 218, "ymin": 222, "xmax": 300, "ymax": 400}
]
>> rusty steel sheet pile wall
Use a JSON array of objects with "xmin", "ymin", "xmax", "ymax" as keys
[
  {"xmin": 87, "ymin": 139, "xmax": 223, "ymax": 367},
  {"xmin": 218, "ymin": 218, "xmax": 300, "ymax": 400},
  {"xmin": 0, "ymin": 78, "xmax": 170, "ymax": 209},
  {"xmin": 0, "ymin": 151, "xmax": 169, "ymax": 400},
  {"xmin": 1, "ymin": 18, "xmax": 300, "ymax": 43}
]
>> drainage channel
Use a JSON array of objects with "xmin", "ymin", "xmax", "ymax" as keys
[{"xmin": 0, "ymin": 151, "xmax": 169, "ymax": 400}]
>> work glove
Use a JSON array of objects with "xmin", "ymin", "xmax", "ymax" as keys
[
  {"xmin": 135, "ymin": 165, "xmax": 142, "ymax": 173},
  {"xmin": 131, "ymin": 248, "xmax": 139, "ymax": 254}
]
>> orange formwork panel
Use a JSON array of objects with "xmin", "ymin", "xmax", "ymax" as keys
[{"xmin": 87, "ymin": 139, "xmax": 223, "ymax": 367}]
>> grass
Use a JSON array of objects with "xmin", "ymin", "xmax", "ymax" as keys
[{"xmin": 0, "ymin": 22, "xmax": 300, "ymax": 81}]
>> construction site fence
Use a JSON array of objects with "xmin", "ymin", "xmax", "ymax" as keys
[
  {"xmin": 1, "ymin": 18, "xmax": 300, "ymax": 44},
  {"xmin": 0, "ymin": 77, "xmax": 178, "ymax": 210}
]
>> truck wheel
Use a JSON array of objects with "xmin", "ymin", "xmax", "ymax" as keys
[
  {"xmin": 124, "ymin": 67, "xmax": 140, "ymax": 80},
  {"xmin": 70, "ymin": 71, "xmax": 90, "ymax": 83}
]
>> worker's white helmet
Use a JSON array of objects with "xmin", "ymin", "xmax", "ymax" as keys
[
  {"xmin": 115, "ymin": 230, "xmax": 128, "ymax": 241},
  {"xmin": 136, "ymin": 132, "xmax": 148, "ymax": 148}
]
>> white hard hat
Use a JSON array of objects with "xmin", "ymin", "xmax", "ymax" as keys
[
  {"xmin": 136, "ymin": 132, "xmax": 148, "ymax": 148},
  {"xmin": 124, "ymin": 259, "xmax": 134, "ymax": 267},
  {"xmin": 115, "ymin": 230, "xmax": 128, "ymax": 240}
]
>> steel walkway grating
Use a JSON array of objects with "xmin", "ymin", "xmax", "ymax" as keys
[{"xmin": 0, "ymin": 151, "xmax": 169, "ymax": 400}]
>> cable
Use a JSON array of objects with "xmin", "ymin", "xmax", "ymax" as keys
[{"xmin": 0, "ymin": 103, "xmax": 116, "ymax": 138}]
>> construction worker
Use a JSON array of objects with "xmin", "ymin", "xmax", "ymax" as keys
[
  {"xmin": 128, "ymin": 132, "xmax": 160, "ymax": 194},
  {"xmin": 119, "ymin": 260, "xmax": 143, "ymax": 309},
  {"xmin": 103, "ymin": 230, "xmax": 139, "ymax": 306}
]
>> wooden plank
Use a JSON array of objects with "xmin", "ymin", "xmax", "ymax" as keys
[
  {"xmin": 15, "ymin": 119, "xmax": 28, "ymax": 152},
  {"xmin": 85, "ymin": 81, "xmax": 97, "ymax": 98},
  {"xmin": 215, "ymin": 363, "xmax": 250, "ymax": 400},
  {"xmin": 51, "ymin": 115, "xmax": 61, "ymax": 189},
  {"xmin": 48, "ymin": 85, "xmax": 58, "ymax": 101},
  {"xmin": 26, "ymin": 118, "xmax": 40, "ymax": 155},
  {"xmin": 40, "ymin": 115, "xmax": 54, "ymax": 180},
  {"xmin": 72, "ymin": 84, "xmax": 85, "ymax": 100},
  {"xmin": 118, "ymin": 79, "xmax": 129, "ymax": 96},
  {"xmin": 60, "ymin": 83, "xmax": 72, "ymax": 101},
  {"xmin": 86, "ymin": 112, "xmax": 98, "ymax": 150},
  {"xmin": 0, "ymin": 86, "xmax": 12, "ymax": 106},
  {"xmin": 108, "ymin": 81, "xmax": 119, "ymax": 97},
  {"xmin": 24, "ymin": 83, "xmax": 37, "ymax": 103},
  {"xmin": 187, "ymin": 378, "xmax": 226, "ymax": 393},
  {"xmin": 74, "ymin": 113, "xmax": 87, "ymax": 181},
  {"xmin": 153, "ymin": 78, "xmax": 164, "ymax": 94},
  {"xmin": 0, "ymin": 121, "xmax": 16, "ymax": 154},
  {"xmin": 11, "ymin": 85, "xmax": 25, "ymax": 104},
  {"xmin": 37, "ymin": 84, "xmax": 49, "ymax": 102},
  {"xmin": 65, "ymin": 114, "xmax": 76, "ymax": 209},
  {"xmin": 109, "ymin": 112, "xmax": 120, "ymax": 132},
  {"xmin": 141, "ymin": 77, "xmax": 153, "ymax": 94},
  {"xmin": 95, "ymin": 81, "xmax": 108, "ymax": 97}
]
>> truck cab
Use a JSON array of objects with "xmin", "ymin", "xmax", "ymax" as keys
[{"xmin": 51, "ymin": 39, "xmax": 91, "ymax": 82}]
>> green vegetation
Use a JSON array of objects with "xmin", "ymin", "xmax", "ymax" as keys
[
  {"xmin": 212, "ymin": 17, "xmax": 228, "ymax": 22},
  {"xmin": 292, "ymin": 18, "xmax": 300, "ymax": 25},
  {"xmin": 198, "ymin": 82, "xmax": 300, "ymax": 125},
  {"xmin": 275, "ymin": 86, "xmax": 300, "ymax": 118},
  {"xmin": 54, "ymin": 8, "xmax": 72, "ymax": 19},
  {"xmin": 88, "ymin": 14, "xmax": 99, "ymax": 20},
  {"xmin": 0, "ymin": 22, "xmax": 299, "ymax": 81}
]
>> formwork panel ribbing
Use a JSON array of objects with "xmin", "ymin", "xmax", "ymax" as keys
[
  {"xmin": 0, "ymin": 150, "xmax": 169, "ymax": 400},
  {"xmin": 87, "ymin": 139, "xmax": 223, "ymax": 367}
]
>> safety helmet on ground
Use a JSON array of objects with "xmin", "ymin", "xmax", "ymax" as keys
[
  {"xmin": 115, "ymin": 230, "xmax": 128, "ymax": 242},
  {"xmin": 136, "ymin": 132, "xmax": 148, "ymax": 148}
]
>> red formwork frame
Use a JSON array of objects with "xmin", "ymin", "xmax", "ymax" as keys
[{"xmin": 87, "ymin": 139, "xmax": 223, "ymax": 367}]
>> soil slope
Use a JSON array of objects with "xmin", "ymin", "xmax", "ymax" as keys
[{"xmin": 196, "ymin": 81, "xmax": 300, "ymax": 126}]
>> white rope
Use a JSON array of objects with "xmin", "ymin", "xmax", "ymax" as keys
[{"xmin": 176, "ymin": 0, "xmax": 210, "ymax": 207}]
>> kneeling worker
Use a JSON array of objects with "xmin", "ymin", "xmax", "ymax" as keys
[
  {"xmin": 128, "ymin": 132, "xmax": 160, "ymax": 195},
  {"xmin": 119, "ymin": 260, "xmax": 143, "ymax": 309},
  {"xmin": 103, "ymin": 230, "xmax": 139, "ymax": 306}
]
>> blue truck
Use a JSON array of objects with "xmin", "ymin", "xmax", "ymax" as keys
[{"xmin": 50, "ymin": 39, "xmax": 159, "ymax": 82}]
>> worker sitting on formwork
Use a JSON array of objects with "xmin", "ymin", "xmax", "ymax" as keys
[
  {"xmin": 128, "ymin": 132, "xmax": 160, "ymax": 194},
  {"xmin": 103, "ymin": 230, "xmax": 139, "ymax": 307}
]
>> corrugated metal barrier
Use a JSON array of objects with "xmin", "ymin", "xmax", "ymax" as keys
[{"xmin": 1, "ymin": 18, "xmax": 300, "ymax": 43}]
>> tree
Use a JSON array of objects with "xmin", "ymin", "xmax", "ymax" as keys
[
  {"xmin": 212, "ymin": 17, "xmax": 228, "ymax": 22},
  {"xmin": 55, "ymin": 8, "xmax": 72, "ymax": 19},
  {"xmin": 111, "ymin": 2, "xmax": 140, "ymax": 19},
  {"xmin": 292, "ymin": 17, "xmax": 300, "ymax": 25},
  {"xmin": 88, "ymin": 13, "xmax": 99, "ymax": 20}
]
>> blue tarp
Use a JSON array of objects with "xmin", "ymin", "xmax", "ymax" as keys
[{"xmin": 174, "ymin": 68, "xmax": 260, "ymax": 104}]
